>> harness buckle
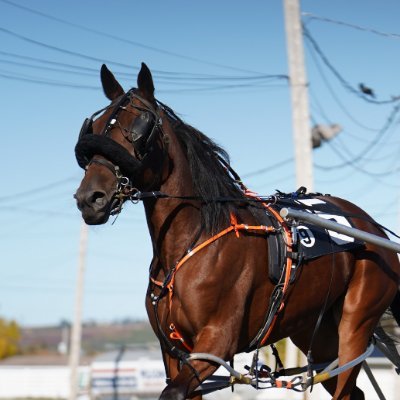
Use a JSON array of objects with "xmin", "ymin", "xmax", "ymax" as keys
[{"xmin": 128, "ymin": 188, "xmax": 141, "ymax": 204}]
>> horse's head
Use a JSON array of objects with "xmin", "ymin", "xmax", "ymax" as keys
[{"xmin": 74, "ymin": 63, "xmax": 166, "ymax": 224}]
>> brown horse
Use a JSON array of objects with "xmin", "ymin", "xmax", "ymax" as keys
[{"xmin": 74, "ymin": 63, "xmax": 400, "ymax": 400}]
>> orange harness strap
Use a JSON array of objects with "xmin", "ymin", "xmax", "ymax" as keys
[
  {"xmin": 166, "ymin": 216, "xmax": 276, "ymax": 307},
  {"xmin": 275, "ymin": 379, "xmax": 293, "ymax": 389},
  {"xmin": 149, "ymin": 214, "xmax": 278, "ymax": 352},
  {"xmin": 169, "ymin": 323, "xmax": 193, "ymax": 352},
  {"xmin": 167, "ymin": 216, "xmax": 277, "ymax": 351},
  {"xmin": 151, "ymin": 197, "xmax": 294, "ymax": 351}
]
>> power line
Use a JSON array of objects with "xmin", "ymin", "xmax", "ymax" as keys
[
  {"xmin": 0, "ymin": 205, "xmax": 76, "ymax": 218},
  {"xmin": 0, "ymin": 50, "xmax": 104, "ymax": 73},
  {"xmin": 0, "ymin": 50, "xmax": 256, "ymax": 80},
  {"xmin": 307, "ymin": 49, "xmax": 381, "ymax": 132},
  {"xmin": 314, "ymin": 102, "xmax": 400, "ymax": 171},
  {"xmin": 0, "ymin": 58, "xmax": 96, "ymax": 77},
  {"xmin": 303, "ymin": 24, "xmax": 400, "ymax": 105},
  {"xmin": 0, "ymin": 23, "xmax": 288, "ymax": 92},
  {"xmin": 0, "ymin": 69, "xmax": 100, "ymax": 89},
  {"xmin": 0, "ymin": 0, "xmax": 267, "ymax": 75},
  {"xmin": 0, "ymin": 69, "xmax": 286, "ymax": 93},
  {"xmin": 322, "ymin": 139, "xmax": 400, "ymax": 178},
  {"xmin": 0, "ymin": 46, "xmax": 286, "ymax": 91},
  {"xmin": 0, "ymin": 50, "xmax": 287, "ymax": 84},
  {"xmin": 0, "ymin": 175, "xmax": 78, "ymax": 202},
  {"xmin": 242, "ymin": 157, "xmax": 294, "ymax": 178},
  {"xmin": 0, "ymin": 26, "xmax": 135, "ymax": 70},
  {"xmin": 161, "ymin": 82, "xmax": 287, "ymax": 94},
  {"xmin": 302, "ymin": 12, "xmax": 400, "ymax": 40}
]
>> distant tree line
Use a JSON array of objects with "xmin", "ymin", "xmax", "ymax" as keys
[{"xmin": 0, "ymin": 317, "xmax": 20, "ymax": 359}]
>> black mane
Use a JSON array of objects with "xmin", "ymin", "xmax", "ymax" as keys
[{"xmin": 170, "ymin": 118, "xmax": 250, "ymax": 234}]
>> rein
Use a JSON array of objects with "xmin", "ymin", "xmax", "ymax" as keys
[{"xmin": 125, "ymin": 188, "xmax": 278, "ymax": 203}]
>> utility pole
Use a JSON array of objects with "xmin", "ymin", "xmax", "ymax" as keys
[
  {"xmin": 284, "ymin": 0, "xmax": 314, "ymax": 191},
  {"xmin": 68, "ymin": 221, "xmax": 88, "ymax": 400},
  {"xmin": 283, "ymin": 2, "xmax": 312, "ymax": 398}
]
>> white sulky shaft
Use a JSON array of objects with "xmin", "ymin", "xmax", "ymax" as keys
[{"xmin": 280, "ymin": 208, "xmax": 400, "ymax": 254}]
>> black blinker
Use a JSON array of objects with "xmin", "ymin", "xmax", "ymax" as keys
[
  {"xmin": 130, "ymin": 111, "xmax": 154, "ymax": 152},
  {"xmin": 78, "ymin": 118, "xmax": 93, "ymax": 140}
]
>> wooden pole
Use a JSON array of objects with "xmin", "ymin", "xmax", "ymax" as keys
[
  {"xmin": 283, "ymin": 0, "xmax": 314, "ymax": 191},
  {"xmin": 68, "ymin": 221, "xmax": 88, "ymax": 400}
]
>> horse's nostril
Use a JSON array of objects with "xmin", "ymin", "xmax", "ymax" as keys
[
  {"xmin": 89, "ymin": 191, "xmax": 107, "ymax": 207},
  {"xmin": 75, "ymin": 190, "xmax": 108, "ymax": 212}
]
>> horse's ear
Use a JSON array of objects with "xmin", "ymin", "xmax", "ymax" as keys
[
  {"xmin": 100, "ymin": 64, "xmax": 125, "ymax": 100},
  {"xmin": 137, "ymin": 62, "xmax": 155, "ymax": 101}
]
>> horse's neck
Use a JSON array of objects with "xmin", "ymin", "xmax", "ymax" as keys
[{"xmin": 143, "ymin": 131, "xmax": 201, "ymax": 271}]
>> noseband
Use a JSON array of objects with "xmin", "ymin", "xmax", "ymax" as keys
[
  {"xmin": 75, "ymin": 89, "xmax": 165, "ymax": 215},
  {"xmin": 86, "ymin": 156, "xmax": 137, "ymax": 215}
]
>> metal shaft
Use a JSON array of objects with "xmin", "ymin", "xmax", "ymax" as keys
[
  {"xmin": 280, "ymin": 208, "xmax": 400, "ymax": 254},
  {"xmin": 362, "ymin": 361, "xmax": 387, "ymax": 400}
]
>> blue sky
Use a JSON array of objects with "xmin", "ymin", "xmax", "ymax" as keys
[{"xmin": 1, "ymin": 0, "xmax": 399, "ymax": 327}]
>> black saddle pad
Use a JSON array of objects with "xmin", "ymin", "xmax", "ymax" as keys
[{"xmin": 273, "ymin": 194, "xmax": 364, "ymax": 261}]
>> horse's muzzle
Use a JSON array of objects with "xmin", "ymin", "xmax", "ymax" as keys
[{"xmin": 74, "ymin": 189, "xmax": 112, "ymax": 225}]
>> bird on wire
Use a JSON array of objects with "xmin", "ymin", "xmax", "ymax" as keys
[{"xmin": 359, "ymin": 83, "xmax": 375, "ymax": 98}]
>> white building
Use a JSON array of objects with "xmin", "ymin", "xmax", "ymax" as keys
[{"xmin": 0, "ymin": 347, "xmax": 398, "ymax": 399}]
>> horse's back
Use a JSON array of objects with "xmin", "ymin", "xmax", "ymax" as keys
[{"xmin": 318, "ymin": 195, "xmax": 400, "ymax": 314}]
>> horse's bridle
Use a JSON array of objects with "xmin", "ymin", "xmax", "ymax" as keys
[
  {"xmin": 79, "ymin": 89, "xmax": 162, "ymax": 156},
  {"xmin": 76, "ymin": 89, "xmax": 164, "ymax": 215}
]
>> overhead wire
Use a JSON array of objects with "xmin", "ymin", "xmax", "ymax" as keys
[
  {"xmin": 0, "ymin": 32, "xmax": 287, "ymax": 91},
  {"xmin": 0, "ymin": 49, "xmax": 106, "ymax": 73},
  {"xmin": 0, "ymin": 205, "xmax": 77, "ymax": 218},
  {"xmin": 314, "ymin": 102, "xmax": 400, "ymax": 171},
  {"xmin": 0, "ymin": 156, "xmax": 295, "ymax": 208},
  {"xmin": 0, "ymin": 175, "xmax": 79, "ymax": 203},
  {"xmin": 0, "ymin": 50, "xmax": 286, "ymax": 83},
  {"xmin": 305, "ymin": 36, "xmax": 400, "ymax": 189},
  {"xmin": 0, "ymin": 50, "xmax": 266, "ymax": 81},
  {"xmin": 309, "ymin": 86, "xmax": 334, "ymax": 124},
  {"xmin": 310, "ymin": 87, "xmax": 400, "ymax": 166},
  {"xmin": 306, "ymin": 50, "xmax": 381, "ymax": 132},
  {"xmin": 242, "ymin": 157, "xmax": 294, "ymax": 179},
  {"xmin": 303, "ymin": 18, "xmax": 400, "ymax": 178},
  {"xmin": 0, "ymin": 67, "xmax": 285, "ymax": 93},
  {"xmin": 302, "ymin": 12, "xmax": 400, "ymax": 40},
  {"xmin": 0, "ymin": 57, "xmax": 98, "ymax": 77},
  {"xmin": 0, "ymin": 26, "xmax": 145, "ymax": 70},
  {"xmin": 0, "ymin": 68, "xmax": 100, "ymax": 89},
  {"xmin": 322, "ymin": 139, "xmax": 400, "ymax": 180},
  {"xmin": 303, "ymin": 24, "xmax": 400, "ymax": 105},
  {"xmin": 0, "ymin": 0, "xmax": 271, "ymax": 75},
  {"xmin": 161, "ymin": 81, "xmax": 287, "ymax": 94},
  {"xmin": 0, "ymin": 1, "xmax": 289, "ymax": 93}
]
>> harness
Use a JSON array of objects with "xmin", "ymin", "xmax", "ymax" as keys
[
  {"xmin": 148, "ymin": 191, "xmax": 295, "ymax": 356},
  {"xmin": 76, "ymin": 91, "xmax": 298, "ymax": 362}
]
